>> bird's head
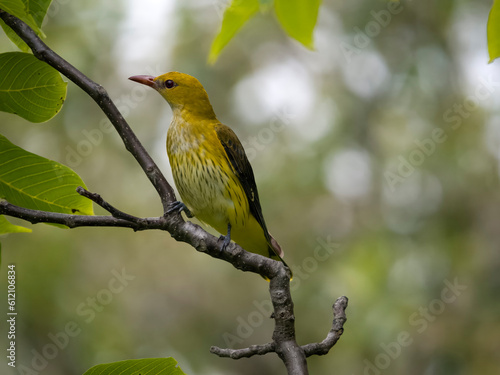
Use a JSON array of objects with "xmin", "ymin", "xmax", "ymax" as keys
[{"xmin": 129, "ymin": 71, "xmax": 216, "ymax": 119}]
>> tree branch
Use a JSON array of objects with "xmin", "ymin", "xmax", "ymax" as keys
[
  {"xmin": 0, "ymin": 195, "xmax": 281, "ymax": 279},
  {"xmin": 0, "ymin": 9, "xmax": 348, "ymax": 375},
  {"xmin": 270, "ymin": 267, "xmax": 307, "ymax": 374},
  {"xmin": 0, "ymin": 200, "xmax": 143, "ymax": 229},
  {"xmin": 302, "ymin": 296, "xmax": 348, "ymax": 357},
  {"xmin": 0, "ymin": 9, "xmax": 175, "ymax": 213},
  {"xmin": 210, "ymin": 342, "xmax": 276, "ymax": 359}
]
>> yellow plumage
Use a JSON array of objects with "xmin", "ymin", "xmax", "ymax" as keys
[
  {"xmin": 168, "ymin": 119, "xmax": 275, "ymax": 257},
  {"xmin": 129, "ymin": 72, "xmax": 287, "ymax": 268}
]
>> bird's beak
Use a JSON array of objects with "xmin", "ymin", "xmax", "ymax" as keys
[{"xmin": 128, "ymin": 75, "xmax": 156, "ymax": 88}]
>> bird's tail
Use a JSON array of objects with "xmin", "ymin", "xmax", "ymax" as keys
[{"xmin": 268, "ymin": 233, "xmax": 293, "ymax": 279}]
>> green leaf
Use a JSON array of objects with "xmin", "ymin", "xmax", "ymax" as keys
[
  {"xmin": 0, "ymin": 134, "xmax": 93, "ymax": 216},
  {"xmin": 0, "ymin": 21, "xmax": 31, "ymax": 52},
  {"xmin": 25, "ymin": 0, "xmax": 53, "ymax": 28},
  {"xmin": 208, "ymin": 0, "xmax": 260, "ymax": 64},
  {"xmin": 488, "ymin": 0, "xmax": 500, "ymax": 63},
  {"xmin": 0, "ymin": 0, "xmax": 41, "ymax": 33},
  {"xmin": 0, "ymin": 0, "xmax": 52, "ymax": 51},
  {"xmin": 0, "ymin": 52, "xmax": 67, "ymax": 123},
  {"xmin": 82, "ymin": 358, "xmax": 187, "ymax": 375},
  {"xmin": 0, "ymin": 215, "xmax": 31, "ymax": 234},
  {"xmin": 274, "ymin": 0, "xmax": 321, "ymax": 49}
]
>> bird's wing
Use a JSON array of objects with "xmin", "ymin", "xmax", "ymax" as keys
[{"xmin": 214, "ymin": 124, "xmax": 282, "ymax": 259}]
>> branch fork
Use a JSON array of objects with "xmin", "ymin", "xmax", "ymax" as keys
[{"xmin": 211, "ymin": 296, "xmax": 348, "ymax": 360}]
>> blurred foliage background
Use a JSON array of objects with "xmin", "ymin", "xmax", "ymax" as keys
[{"xmin": 1, "ymin": 0, "xmax": 500, "ymax": 374}]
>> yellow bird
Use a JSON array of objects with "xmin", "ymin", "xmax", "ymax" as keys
[{"xmin": 129, "ymin": 72, "xmax": 289, "ymax": 273}]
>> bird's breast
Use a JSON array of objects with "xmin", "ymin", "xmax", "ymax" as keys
[{"xmin": 166, "ymin": 119, "xmax": 248, "ymax": 231}]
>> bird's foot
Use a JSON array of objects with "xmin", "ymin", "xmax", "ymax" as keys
[
  {"xmin": 166, "ymin": 201, "xmax": 194, "ymax": 218},
  {"xmin": 218, "ymin": 223, "xmax": 232, "ymax": 251},
  {"xmin": 218, "ymin": 234, "xmax": 231, "ymax": 251}
]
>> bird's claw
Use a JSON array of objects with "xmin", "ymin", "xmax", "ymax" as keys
[
  {"xmin": 218, "ymin": 234, "xmax": 231, "ymax": 252},
  {"xmin": 218, "ymin": 223, "xmax": 232, "ymax": 251},
  {"xmin": 166, "ymin": 201, "xmax": 193, "ymax": 218}
]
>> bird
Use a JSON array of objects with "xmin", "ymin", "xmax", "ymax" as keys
[{"xmin": 129, "ymin": 72, "xmax": 290, "ymax": 276}]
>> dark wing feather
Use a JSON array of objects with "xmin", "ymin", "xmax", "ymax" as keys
[{"xmin": 214, "ymin": 124, "xmax": 276, "ymax": 258}]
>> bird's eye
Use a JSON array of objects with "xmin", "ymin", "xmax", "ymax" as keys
[{"xmin": 165, "ymin": 80, "xmax": 175, "ymax": 89}]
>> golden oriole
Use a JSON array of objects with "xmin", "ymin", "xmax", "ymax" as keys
[{"xmin": 129, "ymin": 72, "xmax": 289, "ymax": 272}]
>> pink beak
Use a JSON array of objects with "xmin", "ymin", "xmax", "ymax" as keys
[{"xmin": 128, "ymin": 75, "xmax": 156, "ymax": 88}]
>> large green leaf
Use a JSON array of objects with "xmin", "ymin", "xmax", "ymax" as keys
[
  {"xmin": 208, "ymin": 0, "xmax": 260, "ymax": 64},
  {"xmin": 82, "ymin": 358, "xmax": 187, "ymax": 375},
  {"xmin": 274, "ymin": 0, "xmax": 321, "ymax": 49},
  {"xmin": 488, "ymin": 0, "xmax": 500, "ymax": 63},
  {"xmin": 0, "ymin": 52, "xmax": 67, "ymax": 123},
  {"xmin": 0, "ymin": 215, "xmax": 31, "ymax": 234},
  {"xmin": 0, "ymin": 134, "xmax": 93, "ymax": 216}
]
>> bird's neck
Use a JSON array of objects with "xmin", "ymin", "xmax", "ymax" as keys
[
  {"xmin": 168, "ymin": 111, "xmax": 217, "ymax": 156},
  {"xmin": 176, "ymin": 105, "xmax": 216, "ymax": 120}
]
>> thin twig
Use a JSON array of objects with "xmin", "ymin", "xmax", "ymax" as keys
[
  {"xmin": 302, "ymin": 296, "xmax": 348, "ymax": 357},
  {"xmin": 210, "ymin": 342, "xmax": 276, "ymax": 359},
  {"xmin": 76, "ymin": 186, "xmax": 142, "ymax": 222}
]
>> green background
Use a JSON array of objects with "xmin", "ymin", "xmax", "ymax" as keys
[{"xmin": 1, "ymin": 0, "xmax": 499, "ymax": 374}]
